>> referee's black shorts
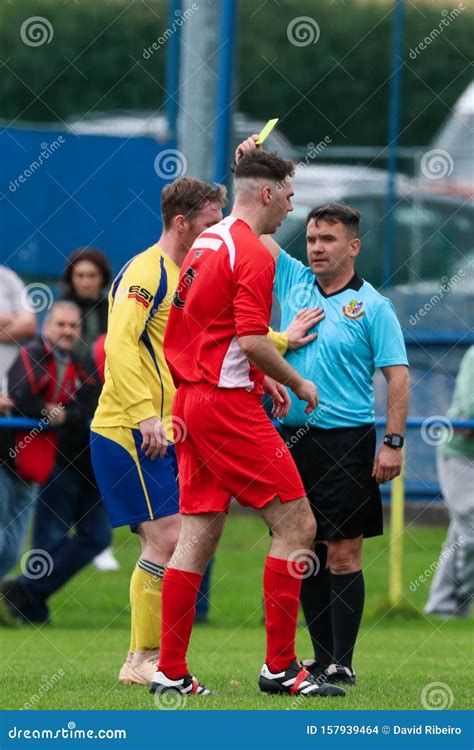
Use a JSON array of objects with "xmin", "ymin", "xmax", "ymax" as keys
[{"xmin": 280, "ymin": 423, "xmax": 383, "ymax": 541}]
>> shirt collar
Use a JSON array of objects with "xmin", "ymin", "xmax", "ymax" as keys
[{"xmin": 315, "ymin": 272, "xmax": 363, "ymax": 299}]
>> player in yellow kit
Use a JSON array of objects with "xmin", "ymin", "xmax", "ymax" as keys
[{"xmin": 90, "ymin": 178, "xmax": 227, "ymax": 685}]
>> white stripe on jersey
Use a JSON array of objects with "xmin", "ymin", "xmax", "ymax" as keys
[
  {"xmin": 218, "ymin": 335, "xmax": 253, "ymax": 390},
  {"xmin": 192, "ymin": 237, "xmax": 223, "ymax": 251}
]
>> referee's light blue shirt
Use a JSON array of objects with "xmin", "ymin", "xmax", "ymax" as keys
[{"xmin": 275, "ymin": 249, "xmax": 409, "ymax": 430}]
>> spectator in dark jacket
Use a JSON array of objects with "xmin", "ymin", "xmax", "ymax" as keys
[
  {"xmin": 62, "ymin": 251, "xmax": 119, "ymax": 573},
  {"xmin": 61, "ymin": 248, "xmax": 111, "ymax": 357},
  {"xmin": 0, "ymin": 302, "xmax": 111, "ymax": 624}
]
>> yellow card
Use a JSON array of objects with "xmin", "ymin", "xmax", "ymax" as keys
[{"xmin": 255, "ymin": 118, "xmax": 279, "ymax": 145}]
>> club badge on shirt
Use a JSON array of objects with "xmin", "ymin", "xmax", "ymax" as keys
[{"xmin": 342, "ymin": 298, "xmax": 364, "ymax": 319}]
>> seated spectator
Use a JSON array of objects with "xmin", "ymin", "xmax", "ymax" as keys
[
  {"xmin": 61, "ymin": 248, "xmax": 111, "ymax": 356},
  {"xmin": 0, "ymin": 302, "xmax": 111, "ymax": 624}
]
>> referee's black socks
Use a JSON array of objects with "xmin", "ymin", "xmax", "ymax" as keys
[
  {"xmin": 330, "ymin": 570, "xmax": 365, "ymax": 669},
  {"xmin": 300, "ymin": 543, "xmax": 334, "ymax": 666}
]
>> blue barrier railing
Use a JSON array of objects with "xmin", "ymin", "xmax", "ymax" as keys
[
  {"xmin": 403, "ymin": 331, "xmax": 474, "ymax": 346},
  {"xmin": 1, "ymin": 416, "xmax": 473, "ymax": 430},
  {"xmin": 1, "ymin": 416, "xmax": 472, "ymax": 503}
]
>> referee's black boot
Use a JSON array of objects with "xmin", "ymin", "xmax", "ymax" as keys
[
  {"xmin": 259, "ymin": 661, "xmax": 345, "ymax": 697},
  {"xmin": 325, "ymin": 663, "xmax": 357, "ymax": 686}
]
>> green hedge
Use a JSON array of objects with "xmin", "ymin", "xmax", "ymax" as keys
[{"xmin": 0, "ymin": 0, "xmax": 472, "ymax": 146}]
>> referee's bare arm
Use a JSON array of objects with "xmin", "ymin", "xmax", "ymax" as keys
[
  {"xmin": 239, "ymin": 334, "xmax": 318, "ymax": 414},
  {"xmin": 372, "ymin": 365, "xmax": 410, "ymax": 483}
]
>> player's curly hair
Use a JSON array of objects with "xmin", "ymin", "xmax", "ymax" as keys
[
  {"xmin": 161, "ymin": 177, "xmax": 227, "ymax": 229},
  {"xmin": 234, "ymin": 150, "xmax": 294, "ymax": 183}
]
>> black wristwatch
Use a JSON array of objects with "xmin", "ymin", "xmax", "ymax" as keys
[{"xmin": 384, "ymin": 433, "xmax": 404, "ymax": 449}]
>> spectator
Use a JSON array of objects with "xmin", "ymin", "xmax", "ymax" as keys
[
  {"xmin": 62, "ymin": 251, "xmax": 119, "ymax": 572},
  {"xmin": 61, "ymin": 248, "xmax": 111, "ymax": 356},
  {"xmin": 425, "ymin": 346, "xmax": 474, "ymax": 619},
  {"xmin": 0, "ymin": 302, "xmax": 111, "ymax": 624},
  {"xmin": 0, "ymin": 265, "xmax": 37, "ymax": 382},
  {"xmin": 0, "ymin": 266, "xmax": 37, "ymax": 578}
]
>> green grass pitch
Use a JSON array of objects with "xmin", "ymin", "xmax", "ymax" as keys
[{"xmin": 0, "ymin": 514, "xmax": 471, "ymax": 710}]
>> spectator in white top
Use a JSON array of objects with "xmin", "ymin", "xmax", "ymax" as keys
[{"xmin": 0, "ymin": 266, "xmax": 37, "ymax": 383}]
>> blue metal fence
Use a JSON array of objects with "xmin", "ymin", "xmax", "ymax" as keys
[
  {"xmin": 0, "ymin": 127, "xmax": 174, "ymax": 277},
  {"xmin": 1, "ymin": 416, "xmax": 472, "ymax": 503}
]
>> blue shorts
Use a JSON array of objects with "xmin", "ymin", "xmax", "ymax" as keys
[{"xmin": 90, "ymin": 426, "xmax": 179, "ymax": 529}]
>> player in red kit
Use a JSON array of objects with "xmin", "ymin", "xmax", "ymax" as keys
[{"xmin": 150, "ymin": 148, "xmax": 345, "ymax": 699}]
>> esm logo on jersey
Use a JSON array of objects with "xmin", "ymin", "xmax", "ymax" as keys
[
  {"xmin": 173, "ymin": 267, "xmax": 196, "ymax": 309},
  {"xmin": 128, "ymin": 285, "xmax": 154, "ymax": 309}
]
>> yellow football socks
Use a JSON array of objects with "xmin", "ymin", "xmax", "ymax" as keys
[{"xmin": 129, "ymin": 559, "xmax": 165, "ymax": 652}]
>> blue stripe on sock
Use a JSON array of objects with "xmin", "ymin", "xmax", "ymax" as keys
[{"xmin": 138, "ymin": 559, "xmax": 165, "ymax": 578}]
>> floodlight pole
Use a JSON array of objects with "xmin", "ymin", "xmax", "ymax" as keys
[
  {"xmin": 178, "ymin": 0, "xmax": 220, "ymax": 182},
  {"xmin": 165, "ymin": 0, "xmax": 182, "ymax": 140},
  {"xmin": 383, "ymin": 0, "xmax": 405, "ymax": 288},
  {"xmin": 213, "ymin": 0, "xmax": 237, "ymax": 189}
]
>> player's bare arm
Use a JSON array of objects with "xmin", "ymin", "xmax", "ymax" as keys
[
  {"xmin": 239, "ymin": 333, "xmax": 318, "ymax": 414},
  {"xmin": 372, "ymin": 365, "xmax": 409, "ymax": 484},
  {"xmin": 259, "ymin": 234, "xmax": 281, "ymax": 260}
]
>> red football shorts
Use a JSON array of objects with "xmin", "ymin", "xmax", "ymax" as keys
[{"xmin": 172, "ymin": 384, "xmax": 305, "ymax": 514}]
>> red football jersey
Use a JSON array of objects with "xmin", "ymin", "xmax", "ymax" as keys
[{"xmin": 164, "ymin": 216, "xmax": 275, "ymax": 393}]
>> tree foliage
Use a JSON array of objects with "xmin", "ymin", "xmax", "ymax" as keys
[{"xmin": 0, "ymin": 0, "xmax": 472, "ymax": 146}]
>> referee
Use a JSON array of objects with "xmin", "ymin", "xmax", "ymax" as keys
[{"xmin": 260, "ymin": 201, "xmax": 409, "ymax": 686}]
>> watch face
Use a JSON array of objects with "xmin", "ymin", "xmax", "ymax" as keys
[{"xmin": 385, "ymin": 434, "xmax": 403, "ymax": 447}]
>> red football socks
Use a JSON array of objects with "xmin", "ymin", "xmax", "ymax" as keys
[
  {"xmin": 158, "ymin": 567, "xmax": 203, "ymax": 679},
  {"xmin": 263, "ymin": 555, "xmax": 303, "ymax": 673}
]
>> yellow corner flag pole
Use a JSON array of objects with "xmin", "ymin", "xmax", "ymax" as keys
[{"xmin": 389, "ymin": 453, "xmax": 405, "ymax": 607}]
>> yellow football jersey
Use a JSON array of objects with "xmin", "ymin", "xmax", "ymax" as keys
[{"xmin": 92, "ymin": 244, "xmax": 180, "ymax": 440}]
